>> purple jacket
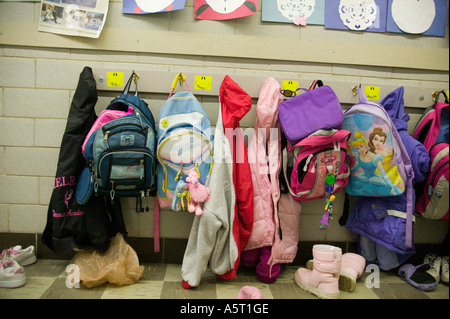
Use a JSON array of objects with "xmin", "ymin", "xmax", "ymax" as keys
[{"xmin": 345, "ymin": 87, "xmax": 430, "ymax": 256}]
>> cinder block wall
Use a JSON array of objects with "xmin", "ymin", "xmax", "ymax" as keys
[{"xmin": 0, "ymin": 1, "xmax": 448, "ymax": 258}]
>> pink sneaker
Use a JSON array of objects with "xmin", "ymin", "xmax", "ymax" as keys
[
  {"xmin": 1, "ymin": 245, "xmax": 37, "ymax": 266},
  {"xmin": 0, "ymin": 259, "xmax": 26, "ymax": 288}
]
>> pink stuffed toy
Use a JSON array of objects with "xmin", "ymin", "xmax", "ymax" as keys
[{"xmin": 186, "ymin": 170, "xmax": 210, "ymax": 216}]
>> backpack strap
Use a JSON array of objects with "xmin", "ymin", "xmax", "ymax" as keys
[
  {"xmin": 123, "ymin": 71, "xmax": 139, "ymax": 97},
  {"xmin": 309, "ymin": 80, "xmax": 324, "ymax": 90},
  {"xmin": 432, "ymin": 90, "xmax": 449, "ymax": 104},
  {"xmin": 357, "ymin": 84, "xmax": 369, "ymax": 103},
  {"xmin": 153, "ymin": 198, "xmax": 160, "ymax": 252},
  {"xmin": 405, "ymin": 164, "xmax": 415, "ymax": 248},
  {"xmin": 169, "ymin": 73, "xmax": 191, "ymax": 98}
]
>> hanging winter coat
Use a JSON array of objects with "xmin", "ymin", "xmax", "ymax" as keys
[
  {"xmin": 345, "ymin": 87, "xmax": 430, "ymax": 269},
  {"xmin": 181, "ymin": 100, "xmax": 238, "ymax": 288},
  {"xmin": 241, "ymin": 77, "xmax": 301, "ymax": 283},
  {"xmin": 218, "ymin": 75, "xmax": 254, "ymax": 280},
  {"xmin": 42, "ymin": 67, "xmax": 127, "ymax": 254}
]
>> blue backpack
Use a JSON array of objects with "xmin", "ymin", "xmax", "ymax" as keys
[
  {"xmin": 76, "ymin": 72, "xmax": 157, "ymax": 208},
  {"xmin": 155, "ymin": 73, "xmax": 214, "ymax": 211}
]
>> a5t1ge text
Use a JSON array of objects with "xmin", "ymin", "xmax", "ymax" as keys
[{"xmin": 180, "ymin": 303, "xmax": 269, "ymax": 316}]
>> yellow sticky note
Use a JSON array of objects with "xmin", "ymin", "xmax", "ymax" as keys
[
  {"xmin": 447, "ymin": 90, "xmax": 449, "ymax": 101},
  {"xmin": 194, "ymin": 75, "xmax": 212, "ymax": 91},
  {"xmin": 107, "ymin": 72, "xmax": 124, "ymax": 87},
  {"xmin": 364, "ymin": 86, "xmax": 380, "ymax": 100},
  {"xmin": 282, "ymin": 80, "xmax": 299, "ymax": 92}
]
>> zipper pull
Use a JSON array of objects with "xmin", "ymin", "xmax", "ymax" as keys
[
  {"xmin": 103, "ymin": 131, "xmax": 110, "ymax": 148},
  {"xmin": 135, "ymin": 111, "xmax": 143, "ymax": 128},
  {"xmin": 110, "ymin": 181, "xmax": 115, "ymax": 203},
  {"xmin": 303, "ymin": 154, "xmax": 314, "ymax": 171},
  {"xmin": 311, "ymin": 161, "xmax": 316, "ymax": 173},
  {"xmin": 175, "ymin": 164, "xmax": 184, "ymax": 181}
]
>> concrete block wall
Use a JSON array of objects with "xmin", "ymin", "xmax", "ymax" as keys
[{"xmin": 0, "ymin": 1, "xmax": 449, "ymax": 252}]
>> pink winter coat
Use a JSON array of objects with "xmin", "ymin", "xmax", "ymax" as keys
[{"xmin": 244, "ymin": 77, "xmax": 302, "ymax": 280}]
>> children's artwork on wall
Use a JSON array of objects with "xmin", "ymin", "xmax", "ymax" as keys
[
  {"xmin": 325, "ymin": 0, "xmax": 387, "ymax": 33},
  {"xmin": 194, "ymin": 0, "xmax": 258, "ymax": 20},
  {"xmin": 386, "ymin": 0, "xmax": 447, "ymax": 37},
  {"xmin": 261, "ymin": 0, "xmax": 325, "ymax": 25},
  {"xmin": 123, "ymin": 0, "xmax": 186, "ymax": 14}
]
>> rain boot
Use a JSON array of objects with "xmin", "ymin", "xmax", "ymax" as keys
[
  {"xmin": 339, "ymin": 252, "xmax": 366, "ymax": 292},
  {"xmin": 295, "ymin": 244, "xmax": 342, "ymax": 299}
]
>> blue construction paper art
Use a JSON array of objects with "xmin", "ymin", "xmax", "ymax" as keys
[
  {"xmin": 386, "ymin": 0, "xmax": 447, "ymax": 37},
  {"xmin": 261, "ymin": 0, "xmax": 325, "ymax": 25},
  {"xmin": 123, "ymin": 0, "xmax": 186, "ymax": 14},
  {"xmin": 325, "ymin": 0, "xmax": 387, "ymax": 33}
]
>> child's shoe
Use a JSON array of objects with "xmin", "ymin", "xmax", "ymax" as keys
[
  {"xmin": 1, "ymin": 245, "xmax": 37, "ymax": 266},
  {"xmin": 306, "ymin": 252, "xmax": 365, "ymax": 292},
  {"xmin": 0, "ymin": 259, "xmax": 26, "ymax": 288},
  {"xmin": 441, "ymin": 255, "xmax": 449, "ymax": 285},
  {"xmin": 295, "ymin": 244, "xmax": 342, "ymax": 299},
  {"xmin": 424, "ymin": 253, "xmax": 441, "ymax": 282}
]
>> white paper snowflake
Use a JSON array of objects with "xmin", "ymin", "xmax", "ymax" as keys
[
  {"xmin": 339, "ymin": 0, "xmax": 377, "ymax": 31},
  {"xmin": 277, "ymin": 0, "xmax": 316, "ymax": 21}
]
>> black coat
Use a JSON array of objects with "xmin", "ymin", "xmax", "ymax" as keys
[{"xmin": 42, "ymin": 67, "xmax": 126, "ymax": 254}]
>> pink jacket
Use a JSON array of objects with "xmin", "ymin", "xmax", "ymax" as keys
[{"xmin": 245, "ymin": 77, "xmax": 302, "ymax": 272}]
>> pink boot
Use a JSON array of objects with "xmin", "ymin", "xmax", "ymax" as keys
[
  {"xmin": 339, "ymin": 253, "xmax": 366, "ymax": 292},
  {"xmin": 295, "ymin": 244, "xmax": 342, "ymax": 299},
  {"xmin": 306, "ymin": 252, "xmax": 366, "ymax": 292}
]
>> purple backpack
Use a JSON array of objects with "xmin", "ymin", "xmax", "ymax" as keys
[{"xmin": 278, "ymin": 80, "xmax": 344, "ymax": 145}]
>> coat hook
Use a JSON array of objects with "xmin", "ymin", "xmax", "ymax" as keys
[
  {"xmin": 133, "ymin": 71, "xmax": 139, "ymax": 84},
  {"xmin": 352, "ymin": 85, "xmax": 358, "ymax": 96}
]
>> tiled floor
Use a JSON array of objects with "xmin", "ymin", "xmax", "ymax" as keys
[{"xmin": 0, "ymin": 259, "xmax": 448, "ymax": 300}]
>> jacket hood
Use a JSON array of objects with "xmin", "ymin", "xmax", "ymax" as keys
[
  {"xmin": 219, "ymin": 75, "xmax": 252, "ymax": 128},
  {"xmin": 256, "ymin": 77, "xmax": 283, "ymax": 128},
  {"xmin": 379, "ymin": 86, "xmax": 409, "ymax": 131}
]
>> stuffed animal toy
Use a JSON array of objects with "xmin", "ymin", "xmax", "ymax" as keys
[{"xmin": 186, "ymin": 170, "xmax": 210, "ymax": 215}]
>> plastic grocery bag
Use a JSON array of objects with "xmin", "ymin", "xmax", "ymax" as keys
[{"xmin": 70, "ymin": 233, "xmax": 144, "ymax": 288}]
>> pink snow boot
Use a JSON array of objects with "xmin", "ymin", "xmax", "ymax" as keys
[
  {"xmin": 306, "ymin": 252, "xmax": 366, "ymax": 292},
  {"xmin": 295, "ymin": 244, "xmax": 342, "ymax": 299},
  {"xmin": 339, "ymin": 253, "xmax": 366, "ymax": 292}
]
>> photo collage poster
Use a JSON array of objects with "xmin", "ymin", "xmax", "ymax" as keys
[{"xmin": 38, "ymin": 0, "xmax": 108, "ymax": 38}]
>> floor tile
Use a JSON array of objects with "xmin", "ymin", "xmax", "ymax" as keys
[
  {"xmin": 371, "ymin": 283, "xmax": 430, "ymax": 299},
  {"xmin": 269, "ymin": 282, "xmax": 316, "ymax": 299},
  {"xmin": 340, "ymin": 282, "xmax": 380, "ymax": 299},
  {"xmin": 164, "ymin": 263, "xmax": 184, "ymax": 281},
  {"xmin": 423, "ymin": 283, "xmax": 450, "ymax": 299},
  {"xmin": 160, "ymin": 281, "xmax": 217, "ymax": 299},
  {"xmin": 0, "ymin": 276, "xmax": 55, "ymax": 299},
  {"xmin": 40, "ymin": 278, "xmax": 107, "ymax": 299},
  {"xmin": 141, "ymin": 263, "xmax": 167, "ymax": 281},
  {"xmin": 24, "ymin": 259, "xmax": 68, "ymax": 277},
  {"xmin": 101, "ymin": 280, "xmax": 164, "ymax": 299}
]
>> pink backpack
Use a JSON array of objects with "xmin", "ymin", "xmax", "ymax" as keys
[
  {"xmin": 282, "ymin": 129, "xmax": 351, "ymax": 201},
  {"xmin": 81, "ymin": 106, "xmax": 134, "ymax": 155},
  {"xmin": 413, "ymin": 91, "xmax": 449, "ymax": 220}
]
